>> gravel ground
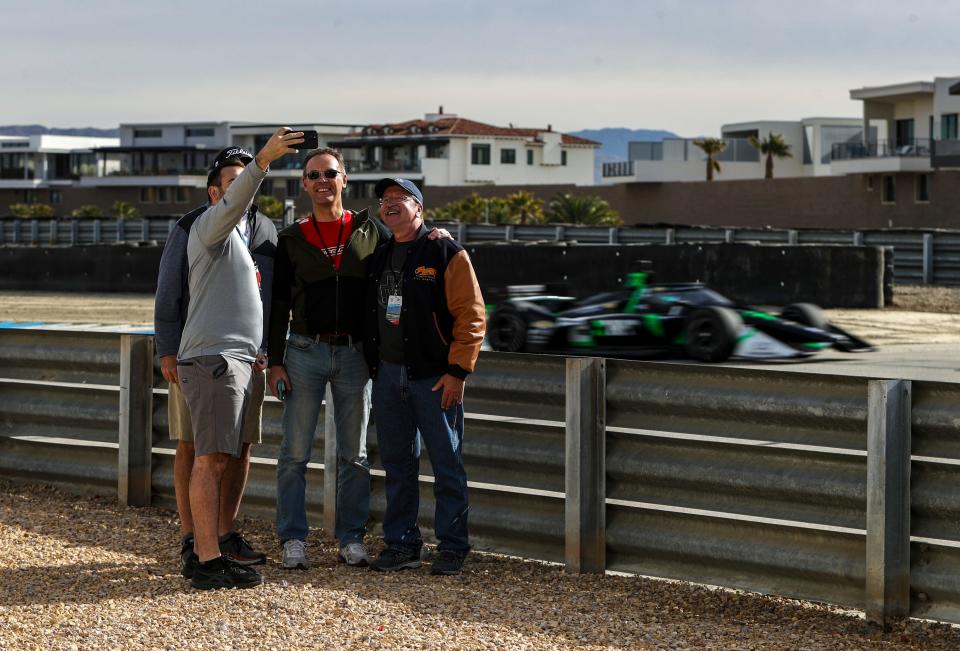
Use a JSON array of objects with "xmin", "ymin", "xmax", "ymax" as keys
[{"xmin": 2, "ymin": 479, "xmax": 960, "ymax": 650}]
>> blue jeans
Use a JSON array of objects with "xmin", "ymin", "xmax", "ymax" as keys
[
  {"xmin": 373, "ymin": 361, "xmax": 469, "ymax": 554},
  {"xmin": 276, "ymin": 333, "xmax": 371, "ymax": 545}
]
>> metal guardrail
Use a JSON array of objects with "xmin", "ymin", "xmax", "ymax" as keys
[
  {"xmin": 1, "ymin": 329, "xmax": 960, "ymax": 625},
  {"xmin": 3, "ymin": 219, "xmax": 950, "ymax": 284}
]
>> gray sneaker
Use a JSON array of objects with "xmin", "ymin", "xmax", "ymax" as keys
[
  {"xmin": 338, "ymin": 542, "xmax": 371, "ymax": 567},
  {"xmin": 281, "ymin": 539, "xmax": 309, "ymax": 570}
]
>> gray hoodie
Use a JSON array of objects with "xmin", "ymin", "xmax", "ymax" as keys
[{"xmin": 177, "ymin": 161, "xmax": 269, "ymax": 362}]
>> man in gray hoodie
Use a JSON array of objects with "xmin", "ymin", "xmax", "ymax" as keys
[
  {"xmin": 174, "ymin": 127, "xmax": 303, "ymax": 590},
  {"xmin": 155, "ymin": 145, "xmax": 277, "ymax": 581}
]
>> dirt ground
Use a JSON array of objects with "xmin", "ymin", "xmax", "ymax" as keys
[{"xmin": 1, "ymin": 285, "xmax": 958, "ymax": 347}]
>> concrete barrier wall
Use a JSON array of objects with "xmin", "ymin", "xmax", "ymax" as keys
[{"xmin": 0, "ymin": 242, "xmax": 885, "ymax": 308}]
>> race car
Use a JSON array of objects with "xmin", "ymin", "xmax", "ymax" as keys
[{"xmin": 486, "ymin": 272, "xmax": 873, "ymax": 362}]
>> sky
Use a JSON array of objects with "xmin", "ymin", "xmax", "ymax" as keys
[{"xmin": 1, "ymin": 0, "xmax": 957, "ymax": 137}]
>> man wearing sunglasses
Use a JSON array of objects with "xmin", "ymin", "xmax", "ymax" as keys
[{"xmin": 268, "ymin": 149, "xmax": 449, "ymax": 570}]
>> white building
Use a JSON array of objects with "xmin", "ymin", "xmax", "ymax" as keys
[
  {"xmin": 602, "ymin": 117, "xmax": 875, "ymax": 184},
  {"xmin": 0, "ymin": 134, "xmax": 118, "ymax": 204},
  {"xmin": 330, "ymin": 110, "xmax": 599, "ymax": 197},
  {"xmin": 79, "ymin": 120, "xmax": 362, "ymax": 205}
]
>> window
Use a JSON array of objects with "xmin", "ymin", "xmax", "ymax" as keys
[
  {"xmin": 500, "ymin": 148, "xmax": 516, "ymax": 164},
  {"xmin": 175, "ymin": 187, "xmax": 190, "ymax": 203},
  {"xmin": 260, "ymin": 180, "xmax": 274, "ymax": 196},
  {"xmin": 186, "ymin": 127, "xmax": 215, "ymax": 137},
  {"xmin": 426, "ymin": 143, "xmax": 446, "ymax": 158},
  {"xmin": 134, "ymin": 128, "xmax": 162, "ymax": 139},
  {"xmin": 139, "ymin": 187, "xmax": 155, "ymax": 203},
  {"xmin": 916, "ymin": 174, "xmax": 931, "ymax": 203},
  {"xmin": 0, "ymin": 141, "xmax": 28, "ymax": 148},
  {"xmin": 50, "ymin": 190, "xmax": 62, "ymax": 205},
  {"xmin": 561, "ymin": 150, "xmax": 567, "ymax": 166},
  {"xmin": 471, "ymin": 144, "xmax": 491, "ymax": 165},
  {"xmin": 157, "ymin": 187, "xmax": 170, "ymax": 203},
  {"xmin": 895, "ymin": 119, "xmax": 914, "ymax": 148},
  {"xmin": 286, "ymin": 179, "xmax": 301, "ymax": 198},
  {"xmin": 942, "ymin": 114, "xmax": 959, "ymax": 140},
  {"xmin": 526, "ymin": 149, "xmax": 534, "ymax": 165},
  {"xmin": 881, "ymin": 175, "xmax": 896, "ymax": 204}
]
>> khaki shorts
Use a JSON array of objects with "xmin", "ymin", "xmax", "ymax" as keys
[{"xmin": 168, "ymin": 365, "xmax": 264, "ymax": 445}]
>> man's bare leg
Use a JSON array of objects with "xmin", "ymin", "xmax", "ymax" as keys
[
  {"xmin": 219, "ymin": 443, "xmax": 252, "ymax": 535},
  {"xmin": 174, "ymin": 441, "xmax": 195, "ymax": 535},
  {"xmin": 190, "ymin": 453, "xmax": 229, "ymax": 561}
]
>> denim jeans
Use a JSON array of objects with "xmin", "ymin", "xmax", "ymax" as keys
[
  {"xmin": 276, "ymin": 333, "xmax": 371, "ymax": 545},
  {"xmin": 373, "ymin": 361, "xmax": 469, "ymax": 554}
]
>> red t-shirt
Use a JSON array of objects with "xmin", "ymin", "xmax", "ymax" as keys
[{"xmin": 297, "ymin": 211, "xmax": 354, "ymax": 271}]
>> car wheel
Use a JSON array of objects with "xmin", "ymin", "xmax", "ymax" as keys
[
  {"xmin": 683, "ymin": 306, "xmax": 742, "ymax": 362},
  {"xmin": 780, "ymin": 303, "xmax": 827, "ymax": 329},
  {"xmin": 488, "ymin": 306, "xmax": 529, "ymax": 353}
]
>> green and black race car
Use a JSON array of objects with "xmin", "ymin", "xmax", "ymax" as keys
[{"xmin": 487, "ymin": 273, "xmax": 873, "ymax": 362}]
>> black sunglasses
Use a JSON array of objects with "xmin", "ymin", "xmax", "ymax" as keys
[{"xmin": 305, "ymin": 169, "xmax": 341, "ymax": 180}]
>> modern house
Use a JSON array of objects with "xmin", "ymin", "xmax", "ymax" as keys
[
  {"xmin": 0, "ymin": 134, "xmax": 119, "ymax": 210},
  {"xmin": 78, "ymin": 121, "xmax": 361, "ymax": 210},
  {"xmin": 601, "ymin": 117, "xmax": 876, "ymax": 183},
  {"xmin": 329, "ymin": 110, "xmax": 600, "ymax": 199}
]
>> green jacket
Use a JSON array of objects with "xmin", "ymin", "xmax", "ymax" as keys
[{"xmin": 268, "ymin": 208, "xmax": 389, "ymax": 364}]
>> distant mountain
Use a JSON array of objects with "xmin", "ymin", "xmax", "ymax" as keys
[
  {"xmin": 0, "ymin": 125, "xmax": 119, "ymax": 138},
  {"xmin": 570, "ymin": 127, "xmax": 679, "ymax": 183}
]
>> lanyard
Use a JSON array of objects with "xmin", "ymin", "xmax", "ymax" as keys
[{"xmin": 311, "ymin": 212, "xmax": 346, "ymax": 270}]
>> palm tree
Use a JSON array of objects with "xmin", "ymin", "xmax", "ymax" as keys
[
  {"xmin": 749, "ymin": 132, "xmax": 792, "ymax": 179},
  {"xmin": 546, "ymin": 193, "xmax": 622, "ymax": 226},
  {"xmin": 692, "ymin": 138, "xmax": 727, "ymax": 181},
  {"xmin": 504, "ymin": 191, "xmax": 545, "ymax": 225}
]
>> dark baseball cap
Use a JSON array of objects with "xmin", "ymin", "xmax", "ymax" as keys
[
  {"xmin": 375, "ymin": 177, "xmax": 424, "ymax": 205},
  {"xmin": 207, "ymin": 146, "xmax": 254, "ymax": 184}
]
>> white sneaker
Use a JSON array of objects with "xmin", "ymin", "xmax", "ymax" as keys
[
  {"xmin": 281, "ymin": 539, "xmax": 309, "ymax": 570},
  {"xmin": 338, "ymin": 541, "xmax": 370, "ymax": 567}
]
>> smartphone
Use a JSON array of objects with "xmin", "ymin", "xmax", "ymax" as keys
[
  {"xmin": 291, "ymin": 129, "xmax": 319, "ymax": 151},
  {"xmin": 276, "ymin": 379, "xmax": 286, "ymax": 401}
]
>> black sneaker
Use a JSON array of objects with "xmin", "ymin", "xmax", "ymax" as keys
[
  {"xmin": 370, "ymin": 546, "xmax": 422, "ymax": 572},
  {"xmin": 180, "ymin": 535, "xmax": 198, "ymax": 579},
  {"xmin": 430, "ymin": 550, "xmax": 466, "ymax": 575},
  {"xmin": 190, "ymin": 556, "xmax": 263, "ymax": 590},
  {"xmin": 219, "ymin": 531, "xmax": 267, "ymax": 566}
]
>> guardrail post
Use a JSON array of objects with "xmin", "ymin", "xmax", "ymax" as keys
[
  {"xmin": 29, "ymin": 219, "xmax": 39, "ymax": 244},
  {"xmin": 504, "ymin": 225, "xmax": 515, "ymax": 242},
  {"xmin": 116, "ymin": 218, "xmax": 123, "ymax": 243},
  {"xmin": 93, "ymin": 219, "xmax": 101, "ymax": 244},
  {"xmin": 456, "ymin": 222, "xmax": 466, "ymax": 242},
  {"xmin": 555, "ymin": 225, "xmax": 565, "ymax": 242},
  {"xmin": 141, "ymin": 219, "xmax": 150, "ymax": 242},
  {"xmin": 69, "ymin": 219, "xmax": 78, "ymax": 246},
  {"xmin": 49, "ymin": 219, "xmax": 58, "ymax": 245},
  {"xmin": 788, "ymin": 230, "xmax": 799, "ymax": 245},
  {"xmin": 118, "ymin": 334, "xmax": 154, "ymax": 507},
  {"xmin": 665, "ymin": 228, "xmax": 675, "ymax": 245},
  {"xmin": 608, "ymin": 227, "xmax": 618, "ymax": 244},
  {"xmin": 865, "ymin": 379, "xmax": 911, "ymax": 626},
  {"xmin": 922, "ymin": 233, "xmax": 934, "ymax": 284},
  {"xmin": 12, "ymin": 220, "xmax": 21, "ymax": 244},
  {"xmin": 323, "ymin": 385, "xmax": 337, "ymax": 532},
  {"xmin": 565, "ymin": 357, "xmax": 606, "ymax": 573},
  {"xmin": 724, "ymin": 229, "xmax": 735, "ymax": 243},
  {"xmin": 853, "ymin": 231, "xmax": 864, "ymax": 246}
]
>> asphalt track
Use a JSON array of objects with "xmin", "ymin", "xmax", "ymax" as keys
[{"xmin": 713, "ymin": 343, "xmax": 960, "ymax": 383}]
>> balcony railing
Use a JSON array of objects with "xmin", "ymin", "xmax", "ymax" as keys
[
  {"xmin": 601, "ymin": 161, "xmax": 634, "ymax": 177},
  {"xmin": 346, "ymin": 160, "xmax": 422, "ymax": 173},
  {"xmin": 831, "ymin": 139, "xmax": 931, "ymax": 161},
  {"xmin": 107, "ymin": 168, "xmax": 208, "ymax": 176}
]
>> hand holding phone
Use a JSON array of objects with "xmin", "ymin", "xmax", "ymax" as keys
[
  {"xmin": 291, "ymin": 130, "xmax": 319, "ymax": 151},
  {"xmin": 277, "ymin": 379, "xmax": 286, "ymax": 401}
]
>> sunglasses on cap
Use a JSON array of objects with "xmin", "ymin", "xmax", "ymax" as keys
[{"xmin": 305, "ymin": 169, "xmax": 342, "ymax": 180}]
